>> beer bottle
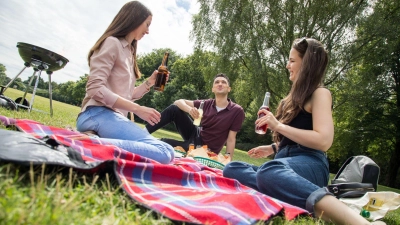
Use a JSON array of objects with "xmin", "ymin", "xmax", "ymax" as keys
[
  {"xmin": 154, "ymin": 52, "xmax": 169, "ymax": 92},
  {"xmin": 193, "ymin": 100, "xmax": 204, "ymax": 126}
]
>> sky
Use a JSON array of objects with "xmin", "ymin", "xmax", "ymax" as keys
[{"xmin": 0, "ymin": 0, "xmax": 199, "ymax": 84}]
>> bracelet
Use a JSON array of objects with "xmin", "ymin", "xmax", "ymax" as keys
[{"xmin": 271, "ymin": 143, "xmax": 277, "ymax": 154}]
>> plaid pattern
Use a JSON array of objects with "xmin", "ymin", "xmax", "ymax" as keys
[{"xmin": 0, "ymin": 115, "xmax": 308, "ymax": 225}]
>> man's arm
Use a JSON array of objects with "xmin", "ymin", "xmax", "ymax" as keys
[
  {"xmin": 225, "ymin": 130, "xmax": 238, "ymax": 161},
  {"xmin": 174, "ymin": 99, "xmax": 194, "ymax": 112},
  {"xmin": 174, "ymin": 99, "xmax": 202, "ymax": 120}
]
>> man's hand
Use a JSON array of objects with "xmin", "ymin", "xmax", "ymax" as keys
[{"xmin": 189, "ymin": 107, "xmax": 200, "ymax": 119}]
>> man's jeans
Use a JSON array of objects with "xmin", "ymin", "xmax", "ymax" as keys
[
  {"xmin": 145, "ymin": 104, "xmax": 201, "ymax": 150},
  {"xmin": 223, "ymin": 144, "xmax": 333, "ymax": 214},
  {"xmin": 76, "ymin": 106, "xmax": 174, "ymax": 164}
]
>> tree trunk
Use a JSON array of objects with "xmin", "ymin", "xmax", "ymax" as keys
[{"xmin": 385, "ymin": 139, "xmax": 400, "ymax": 188}]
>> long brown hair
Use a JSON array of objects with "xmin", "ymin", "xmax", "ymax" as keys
[
  {"xmin": 87, "ymin": 1, "xmax": 152, "ymax": 79},
  {"xmin": 273, "ymin": 38, "xmax": 329, "ymax": 143}
]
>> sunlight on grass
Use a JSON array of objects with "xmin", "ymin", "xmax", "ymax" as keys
[{"xmin": 0, "ymin": 164, "xmax": 171, "ymax": 225}]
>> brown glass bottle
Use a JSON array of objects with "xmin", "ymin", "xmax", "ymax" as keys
[{"xmin": 154, "ymin": 52, "xmax": 169, "ymax": 92}]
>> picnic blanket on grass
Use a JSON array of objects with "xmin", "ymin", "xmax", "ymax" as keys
[{"xmin": 0, "ymin": 115, "xmax": 308, "ymax": 225}]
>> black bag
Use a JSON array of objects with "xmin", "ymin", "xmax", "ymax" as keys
[
  {"xmin": 328, "ymin": 155, "xmax": 380, "ymax": 198},
  {"xmin": 327, "ymin": 182, "xmax": 375, "ymax": 199},
  {"xmin": 0, "ymin": 129, "xmax": 101, "ymax": 170}
]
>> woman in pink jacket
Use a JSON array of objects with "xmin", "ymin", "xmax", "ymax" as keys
[{"xmin": 76, "ymin": 1, "xmax": 174, "ymax": 164}]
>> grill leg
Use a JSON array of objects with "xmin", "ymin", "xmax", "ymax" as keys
[
  {"xmin": 20, "ymin": 69, "xmax": 38, "ymax": 110},
  {"xmin": 47, "ymin": 71, "xmax": 53, "ymax": 117},
  {"xmin": 28, "ymin": 69, "xmax": 43, "ymax": 112},
  {"xmin": 2, "ymin": 62, "xmax": 30, "ymax": 93}
]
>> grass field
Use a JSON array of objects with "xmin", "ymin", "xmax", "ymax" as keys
[{"xmin": 1, "ymin": 88, "xmax": 399, "ymax": 225}]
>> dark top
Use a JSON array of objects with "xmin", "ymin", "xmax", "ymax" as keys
[
  {"xmin": 194, "ymin": 99, "xmax": 245, "ymax": 153},
  {"xmin": 279, "ymin": 110, "xmax": 313, "ymax": 148}
]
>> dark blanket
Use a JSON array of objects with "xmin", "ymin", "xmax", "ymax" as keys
[{"xmin": 0, "ymin": 115, "xmax": 308, "ymax": 225}]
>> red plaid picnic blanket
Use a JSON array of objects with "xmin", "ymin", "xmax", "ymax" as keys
[{"xmin": 0, "ymin": 115, "xmax": 308, "ymax": 224}]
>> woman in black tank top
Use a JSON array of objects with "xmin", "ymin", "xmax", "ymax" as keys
[{"xmin": 223, "ymin": 38, "xmax": 381, "ymax": 225}]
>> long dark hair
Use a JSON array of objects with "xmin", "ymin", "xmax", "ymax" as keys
[
  {"xmin": 273, "ymin": 38, "xmax": 329, "ymax": 143},
  {"xmin": 88, "ymin": 1, "xmax": 152, "ymax": 79}
]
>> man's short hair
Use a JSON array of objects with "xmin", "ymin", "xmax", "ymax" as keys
[{"xmin": 213, "ymin": 73, "xmax": 230, "ymax": 86}]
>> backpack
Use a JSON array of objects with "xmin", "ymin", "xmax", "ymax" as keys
[{"xmin": 328, "ymin": 155, "xmax": 380, "ymax": 198}]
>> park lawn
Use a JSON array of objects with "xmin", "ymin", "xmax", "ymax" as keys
[{"xmin": 0, "ymin": 88, "xmax": 399, "ymax": 225}]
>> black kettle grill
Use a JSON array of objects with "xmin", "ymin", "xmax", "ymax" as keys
[{"xmin": 0, "ymin": 42, "xmax": 69, "ymax": 116}]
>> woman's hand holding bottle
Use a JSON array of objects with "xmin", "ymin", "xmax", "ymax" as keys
[
  {"xmin": 148, "ymin": 70, "xmax": 170, "ymax": 86},
  {"xmin": 255, "ymin": 92, "xmax": 270, "ymax": 134},
  {"xmin": 255, "ymin": 110, "xmax": 280, "ymax": 131}
]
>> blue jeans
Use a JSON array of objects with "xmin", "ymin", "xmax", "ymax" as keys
[
  {"xmin": 76, "ymin": 106, "xmax": 174, "ymax": 164},
  {"xmin": 223, "ymin": 144, "xmax": 333, "ymax": 214}
]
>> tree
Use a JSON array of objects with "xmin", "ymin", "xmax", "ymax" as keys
[
  {"xmin": 72, "ymin": 74, "xmax": 88, "ymax": 106},
  {"xmin": 191, "ymin": 0, "xmax": 369, "ymax": 146},
  {"xmin": 53, "ymin": 81, "xmax": 77, "ymax": 105},
  {"xmin": 0, "ymin": 63, "xmax": 7, "ymax": 86},
  {"xmin": 134, "ymin": 48, "xmax": 180, "ymax": 122},
  {"xmin": 330, "ymin": 0, "xmax": 400, "ymax": 187},
  {"xmin": 136, "ymin": 48, "xmax": 179, "ymax": 106}
]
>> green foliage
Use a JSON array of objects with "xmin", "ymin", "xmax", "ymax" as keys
[
  {"xmin": 0, "ymin": 63, "xmax": 7, "ymax": 86},
  {"xmin": 6, "ymin": 77, "xmax": 24, "ymax": 90},
  {"xmin": 137, "ymin": 48, "xmax": 181, "ymax": 79},
  {"xmin": 135, "ymin": 48, "xmax": 181, "ymax": 111},
  {"xmin": 191, "ymin": 0, "xmax": 370, "ymax": 147},
  {"xmin": 193, "ymin": 0, "xmax": 368, "ymax": 97},
  {"xmin": 329, "ymin": 0, "xmax": 400, "ymax": 187},
  {"xmin": 72, "ymin": 74, "xmax": 88, "ymax": 103},
  {"xmin": 24, "ymin": 74, "xmax": 47, "ymax": 89}
]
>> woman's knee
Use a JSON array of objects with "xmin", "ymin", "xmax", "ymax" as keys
[
  {"xmin": 164, "ymin": 143, "xmax": 175, "ymax": 162},
  {"xmin": 256, "ymin": 161, "xmax": 286, "ymax": 186},
  {"xmin": 157, "ymin": 142, "xmax": 175, "ymax": 164},
  {"xmin": 223, "ymin": 161, "xmax": 248, "ymax": 178}
]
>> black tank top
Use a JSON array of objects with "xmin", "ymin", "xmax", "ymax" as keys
[{"xmin": 279, "ymin": 110, "xmax": 312, "ymax": 148}]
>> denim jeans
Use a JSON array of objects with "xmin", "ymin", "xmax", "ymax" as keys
[
  {"xmin": 223, "ymin": 144, "xmax": 333, "ymax": 214},
  {"xmin": 76, "ymin": 106, "xmax": 174, "ymax": 164}
]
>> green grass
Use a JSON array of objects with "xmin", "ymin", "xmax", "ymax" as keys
[{"xmin": 1, "ymin": 88, "xmax": 399, "ymax": 225}]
